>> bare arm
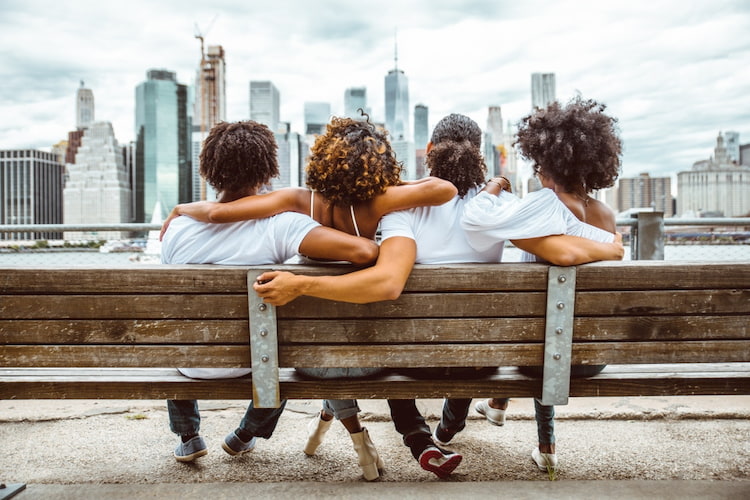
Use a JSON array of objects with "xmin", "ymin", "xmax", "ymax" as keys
[
  {"xmin": 160, "ymin": 188, "xmax": 308, "ymax": 240},
  {"xmin": 297, "ymin": 226, "xmax": 379, "ymax": 266},
  {"xmin": 370, "ymin": 177, "xmax": 457, "ymax": 216},
  {"xmin": 254, "ymin": 236, "xmax": 417, "ymax": 305},
  {"xmin": 512, "ymin": 232, "xmax": 624, "ymax": 266}
]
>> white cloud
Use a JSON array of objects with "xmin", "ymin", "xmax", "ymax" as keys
[{"xmin": 1, "ymin": 0, "xmax": 748, "ymax": 182}]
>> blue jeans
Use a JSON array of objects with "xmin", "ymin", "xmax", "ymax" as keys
[
  {"xmin": 296, "ymin": 367, "xmax": 382, "ymax": 421},
  {"xmin": 167, "ymin": 399, "xmax": 286, "ymax": 439},
  {"xmin": 492, "ymin": 397, "xmax": 555, "ymax": 445}
]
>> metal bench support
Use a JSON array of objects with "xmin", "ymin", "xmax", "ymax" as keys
[
  {"xmin": 541, "ymin": 266, "xmax": 576, "ymax": 406},
  {"xmin": 247, "ymin": 272, "xmax": 281, "ymax": 408}
]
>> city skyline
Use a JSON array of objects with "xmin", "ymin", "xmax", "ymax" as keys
[{"xmin": 1, "ymin": 0, "xmax": 749, "ymax": 183}]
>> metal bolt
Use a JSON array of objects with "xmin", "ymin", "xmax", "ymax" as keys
[
  {"xmin": 557, "ymin": 302, "xmax": 565, "ymax": 310},
  {"xmin": 553, "ymin": 353, "xmax": 561, "ymax": 360},
  {"xmin": 261, "ymin": 355, "xmax": 269, "ymax": 363},
  {"xmin": 558, "ymin": 275, "xmax": 566, "ymax": 283},
  {"xmin": 258, "ymin": 303, "xmax": 267, "ymax": 312},
  {"xmin": 555, "ymin": 327, "xmax": 563, "ymax": 335},
  {"xmin": 259, "ymin": 328, "xmax": 268, "ymax": 337}
]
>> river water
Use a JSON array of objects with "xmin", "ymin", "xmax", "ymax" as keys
[{"xmin": 0, "ymin": 244, "xmax": 747, "ymax": 267}]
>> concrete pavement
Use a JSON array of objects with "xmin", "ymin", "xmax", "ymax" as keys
[{"xmin": 1, "ymin": 396, "xmax": 749, "ymax": 499}]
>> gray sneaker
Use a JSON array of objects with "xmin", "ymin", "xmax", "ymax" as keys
[
  {"xmin": 174, "ymin": 435, "xmax": 208, "ymax": 462},
  {"xmin": 222, "ymin": 431, "xmax": 257, "ymax": 456}
]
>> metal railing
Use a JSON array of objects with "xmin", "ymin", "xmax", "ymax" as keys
[{"xmin": 1, "ymin": 214, "xmax": 749, "ymax": 264}]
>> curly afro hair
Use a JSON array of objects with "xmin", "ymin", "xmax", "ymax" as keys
[
  {"xmin": 305, "ymin": 116, "xmax": 402, "ymax": 205},
  {"xmin": 426, "ymin": 114, "xmax": 486, "ymax": 197},
  {"xmin": 515, "ymin": 96, "xmax": 622, "ymax": 193},
  {"xmin": 199, "ymin": 121, "xmax": 279, "ymax": 193}
]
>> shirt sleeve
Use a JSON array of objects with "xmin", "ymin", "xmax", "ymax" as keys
[
  {"xmin": 461, "ymin": 189, "xmax": 569, "ymax": 251},
  {"xmin": 379, "ymin": 210, "xmax": 416, "ymax": 242},
  {"xmin": 272, "ymin": 212, "xmax": 320, "ymax": 259}
]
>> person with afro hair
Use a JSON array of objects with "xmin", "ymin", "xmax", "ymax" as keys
[
  {"xmin": 161, "ymin": 120, "xmax": 384, "ymax": 475},
  {"xmin": 462, "ymin": 95, "xmax": 623, "ymax": 474}
]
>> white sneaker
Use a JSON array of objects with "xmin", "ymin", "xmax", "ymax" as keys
[
  {"xmin": 475, "ymin": 399, "xmax": 506, "ymax": 426},
  {"xmin": 532, "ymin": 447, "xmax": 558, "ymax": 471}
]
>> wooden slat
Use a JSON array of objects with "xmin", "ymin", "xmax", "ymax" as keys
[
  {"xmin": 574, "ymin": 261, "xmax": 750, "ymax": 291},
  {"xmin": 275, "ymin": 315, "xmax": 749, "ymax": 343},
  {"xmin": 277, "ymin": 292, "xmax": 548, "ymax": 319},
  {"xmin": 575, "ymin": 289, "xmax": 750, "ymax": 315},
  {"xmin": 0, "ymin": 295, "xmax": 248, "ymax": 319},
  {"xmin": 0, "ymin": 319, "xmax": 249, "ymax": 344},
  {"xmin": 2, "ymin": 364, "xmax": 748, "ymax": 400},
  {"xmin": 0, "ymin": 345, "xmax": 251, "ymax": 368},
  {"xmin": 2, "ymin": 262, "xmax": 748, "ymax": 295},
  {"xmin": 0, "ymin": 265, "xmax": 252, "ymax": 293},
  {"xmin": 3, "ymin": 315, "xmax": 746, "ymax": 345},
  {"xmin": 279, "ymin": 340, "xmax": 750, "ymax": 367}
]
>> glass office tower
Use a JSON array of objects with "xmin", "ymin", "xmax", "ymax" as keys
[{"xmin": 135, "ymin": 69, "xmax": 191, "ymax": 222}]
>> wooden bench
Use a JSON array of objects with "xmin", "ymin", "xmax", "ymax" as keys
[{"xmin": 1, "ymin": 262, "xmax": 749, "ymax": 407}]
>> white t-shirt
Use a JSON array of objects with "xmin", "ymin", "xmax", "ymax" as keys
[
  {"xmin": 161, "ymin": 211, "xmax": 319, "ymax": 379},
  {"xmin": 380, "ymin": 186, "xmax": 504, "ymax": 264},
  {"xmin": 461, "ymin": 187, "xmax": 614, "ymax": 262}
]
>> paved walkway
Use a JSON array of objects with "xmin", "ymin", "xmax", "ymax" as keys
[{"xmin": 1, "ymin": 396, "xmax": 749, "ymax": 499}]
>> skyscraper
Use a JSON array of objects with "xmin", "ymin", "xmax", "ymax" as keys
[
  {"xmin": 531, "ymin": 73, "xmax": 556, "ymax": 110},
  {"xmin": 64, "ymin": 122, "xmax": 133, "ymax": 240},
  {"xmin": 250, "ymin": 81, "xmax": 280, "ymax": 133},
  {"xmin": 193, "ymin": 45, "xmax": 226, "ymax": 201},
  {"xmin": 135, "ymin": 69, "xmax": 192, "ymax": 223},
  {"xmin": 344, "ymin": 87, "xmax": 369, "ymax": 119},
  {"xmin": 76, "ymin": 81, "xmax": 94, "ymax": 130},
  {"xmin": 385, "ymin": 67, "xmax": 410, "ymax": 141},
  {"xmin": 67, "ymin": 83, "xmax": 95, "ymax": 165},
  {"xmin": 414, "ymin": 104, "xmax": 428, "ymax": 149},
  {"xmin": 414, "ymin": 104, "xmax": 429, "ymax": 178},
  {"xmin": 724, "ymin": 131, "xmax": 740, "ymax": 164},
  {"xmin": 0, "ymin": 149, "xmax": 64, "ymax": 240},
  {"xmin": 304, "ymin": 101, "xmax": 331, "ymax": 136}
]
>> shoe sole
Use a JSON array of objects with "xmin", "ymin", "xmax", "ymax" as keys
[
  {"xmin": 475, "ymin": 402, "xmax": 505, "ymax": 426},
  {"xmin": 174, "ymin": 448, "xmax": 208, "ymax": 462},
  {"xmin": 419, "ymin": 449, "xmax": 463, "ymax": 478},
  {"xmin": 222, "ymin": 441, "xmax": 255, "ymax": 456}
]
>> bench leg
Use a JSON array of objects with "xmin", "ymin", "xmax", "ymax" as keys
[{"xmin": 0, "ymin": 483, "xmax": 26, "ymax": 500}]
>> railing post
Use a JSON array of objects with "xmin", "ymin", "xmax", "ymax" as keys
[{"xmin": 634, "ymin": 211, "xmax": 664, "ymax": 260}]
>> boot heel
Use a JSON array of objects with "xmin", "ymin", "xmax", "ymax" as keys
[
  {"xmin": 350, "ymin": 427, "xmax": 383, "ymax": 481},
  {"xmin": 304, "ymin": 412, "xmax": 333, "ymax": 456},
  {"xmin": 361, "ymin": 462, "xmax": 380, "ymax": 481}
]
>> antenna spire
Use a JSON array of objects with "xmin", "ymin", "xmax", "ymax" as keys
[{"xmin": 394, "ymin": 28, "xmax": 398, "ymax": 70}]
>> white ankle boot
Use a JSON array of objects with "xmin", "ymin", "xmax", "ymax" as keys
[
  {"xmin": 303, "ymin": 413, "xmax": 333, "ymax": 456},
  {"xmin": 350, "ymin": 427, "xmax": 384, "ymax": 481}
]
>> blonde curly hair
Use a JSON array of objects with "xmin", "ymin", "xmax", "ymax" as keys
[{"xmin": 305, "ymin": 116, "xmax": 403, "ymax": 205}]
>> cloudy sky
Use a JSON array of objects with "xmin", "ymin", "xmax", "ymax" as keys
[{"xmin": 1, "ymin": 0, "xmax": 748, "ymax": 182}]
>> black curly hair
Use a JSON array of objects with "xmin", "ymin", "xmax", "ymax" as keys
[
  {"xmin": 199, "ymin": 120, "xmax": 279, "ymax": 193},
  {"xmin": 305, "ymin": 116, "xmax": 402, "ymax": 205},
  {"xmin": 426, "ymin": 113, "xmax": 486, "ymax": 197},
  {"xmin": 515, "ymin": 96, "xmax": 622, "ymax": 194}
]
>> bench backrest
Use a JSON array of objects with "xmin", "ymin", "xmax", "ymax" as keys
[{"xmin": 2, "ymin": 262, "xmax": 748, "ymax": 405}]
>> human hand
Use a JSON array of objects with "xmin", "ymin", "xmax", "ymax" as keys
[
  {"xmin": 253, "ymin": 271, "xmax": 305, "ymax": 306},
  {"xmin": 159, "ymin": 206, "xmax": 183, "ymax": 241},
  {"xmin": 485, "ymin": 176, "xmax": 512, "ymax": 195},
  {"xmin": 612, "ymin": 232, "xmax": 624, "ymax": 260}
]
